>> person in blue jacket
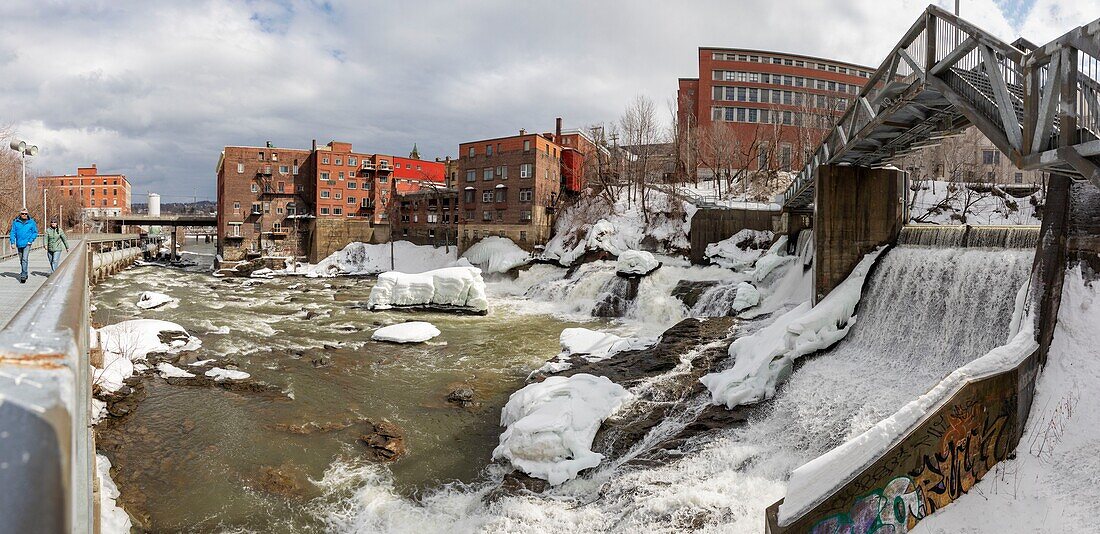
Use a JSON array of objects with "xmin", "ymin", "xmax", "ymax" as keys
[{"xmin": 9, "ymin": 208, "xmax": 38, "ymax": 283}]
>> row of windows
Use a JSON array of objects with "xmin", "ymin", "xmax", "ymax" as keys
[
  {"xmin": 712, "ymin": 70, "xmax": 862, "ymax": 94},
  {"xmin": 86, "ymin": 199, "xmax": 119, "ymax": 206},
  {"xmin": 400, "ymin": 213, "xmax": 453, "ymax": 224},
  {"xmin": 711, "ymin": 106, "xmax": 838, "ymax": 128},
  {"xmin": 51, "ymin": 179, "xmax": 122, "ymax": 186},
  {"xmin": 463, "ymin": 210, "xmax": 533, "ymax": 222},
  {"xmin": 465, "ymin": 229, "xmax": 530, "ymax": 242},
  {"xmin": 710, "ymin": 52, "xmax": 873, "ymax": 78},
  {"xmin": 65, "ymin": 188, "xmax": 120, "ymax": 196},
  {"xmin": 461, "ymin": 187, "xmax": 534, "ymax": 204},
  {"xmin": 465, "ymin": 164, "xmax": 540, "ymax": 182},
  {"xmin": 468, "ymin": 139, "xmax": 535, "ymax": 158},
  {"xmin": 712, "ymin": 86, "xmax": 849, "ymax": 111},
  {"xmin": 238, "ymin": 162, "xmax": 300, "ymax": 175}
]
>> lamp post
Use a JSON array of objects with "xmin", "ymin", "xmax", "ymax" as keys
[{"xmin": 8, "ymin": 138, "xmax": 39, "ymax": 209}]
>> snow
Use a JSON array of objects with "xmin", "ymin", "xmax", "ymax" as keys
[
  {"xmin": 367, "ymin": 266, "xmax": 489, "ymax": 312},
  {"xmin": 461, "ymin": 236, "xmax": 531, "ymax": 274},
  {"xmin": 541, "ymin": 187, "xmax": 693, "ymax": 266},
  {"xmin": 205, "ymin": 367, "xmax": 250, "ymax": 381},
  {"xmin": 372, "ymin": 321, "xmax": 441, "ymax": 343},
  {"xmin": 704, "ymin": 229, "xmax": 774, "ymax": 270},
  {"xmin": 156, "ymin": 362, "xmax": 196, "ymax": 378},
  {"xmin": 135, "ymin": 291, "xmax": 175, "ymax": 309},
  {"xmin": 912, "ymin": 265, "xmax": 1100, "ymax": 532},
  {"xmin": 188, "ymin": 359, "xmax": 216, "ymax": 366},
  {"xmin": 700, "ymin": 248, "xmax": 884, "ymax": 409},
  {"xmin": 286, "ymin": 241, "xmax": 458, "ymax": 277},
  {"xmin": 678, "ymin": 178, "xmax": 788, "ymax": 210},
  {"xmin": 908, "ymin": 180, "xmax": 1042, "ymax": 225},
  {"xmin": 731, "ymin": 281, "xmax": 760, "ymax": 312},
  {"xmin": 94, "ymin": 320, "xmax": 201, "ymax": 393},
  {"xmin": 534, "ymin": 328, "xmax": 656, "ymax": 375},
  {"xmin": 615, "ymin": 250, "xmax": 660, "ymax": 276},
  {"xmin": 492, "ymin": 373, "xmax": 634, "ymax": 485},
  {"xmin": 96, "ymin": 454, "xmax": 132, "ymax": 534}
]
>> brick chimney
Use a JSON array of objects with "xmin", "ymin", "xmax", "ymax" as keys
[{"xmin": 555, "ymin": 117, "xmax": 562, "ymax": 140}]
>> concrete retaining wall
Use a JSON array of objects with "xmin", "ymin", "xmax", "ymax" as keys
[{"xmin": 688, "ymin": 207, "xmax": 780, "ymax": 264}]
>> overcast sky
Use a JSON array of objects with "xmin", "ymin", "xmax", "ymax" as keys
[{"xmin": 1, "ymin": 0, "xmax": 1096, "ymax": 201}]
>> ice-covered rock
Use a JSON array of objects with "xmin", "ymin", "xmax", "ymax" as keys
[
  {"xmin": 303, "ymin": 241, "xmax": 457, "ymax": 277},
  {"xmin": 615, "ymin": 250, "xmax": 660, "ymax": 276},
  {"xmin": 493, "ymin": 373, "xmax": 633, "ymax": 485},
  {"xmin": 730, "ymin": 281, "xmax": 760, "ymax": 311},
  {"xmin": 700, "ymin": 248, "xmax": 884, "ymax": 408},
  {"xmin": 367, "ymin": 266, "xmax": 489, "ymax": 312},
  {"xmin": 135, "ymin": 291, "xmax": 174, "ymax": 310},
  {"xmin": 94, "ymin": 320, "xmax": 201, "ymax": 393},
  {"xmin": 461, "ymin": 236, "xmax": 532, "ymax": 274},
  {"xmin": 534, "ymin": 328, "xmax": 656, "ymax": 376},
  {"xmin": 372, "ymin": 321, "xmax": 441, "ymax": 343},
  {"xmin": 704, "ymin": 229, "xmax": 774, "ymax": 270},
  {"xmin": 205, "ymin": 367, "xmax": 250, "ymax": 381},
  {"xmin": 156, "ymin": 362, "xmax": 196, "ymax": 378}
]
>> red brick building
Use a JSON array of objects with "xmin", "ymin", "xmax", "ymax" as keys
[
  {"xmin": 678, "ymin": 48, "xmax": 874, "ymax": 173},
  {"xmin": 37, "ymin": 164, "xmax": 132, "ymax": 217},
  {"xmin": 457, "ymin": 130, "xmax": 563, "ymax": 250},
  {"xmin": 394, "ymin": 187, "xmax": 459, "ymax": 247},
  {"xmin": 216, "ymin": 141, "xmax": 447, "ymax": 262}
]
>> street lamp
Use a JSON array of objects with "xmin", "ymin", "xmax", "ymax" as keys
[{"xmin": 8, "ymin": 138, "xmax": 39, "ymax": 209}]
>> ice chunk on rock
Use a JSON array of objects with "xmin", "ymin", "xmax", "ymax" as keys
[
  {"xmin": 731, "ymin": 281, "xmax": 760, "ymax": 311},
  {"xmin": 493, "ymin": 373, "xmax": 633, "ymax": 485},
  {"xmin": 461, "ymin": 236, "xmax": 532, "ymax": 273},
  {"xmin": 136, "ymin": 291, "xmax": 174, "ymax": 310},
  {"xmin": 615, "ymin": 250, "xmax": 660, "ymax": 276},
  {"xmin": 372, "ymin": 321, "xmax": 441, "ymax": 343},
  {"xmin": 367, "ymin": 266, "xmax": 489, "ymax": 312},
  {"xmin": 156, "ymin": 362, "xmax": 195, "ymax": 378},
  {"xmin": 205, "ymin": 367, "xmax": 250, "ymax": 381}
]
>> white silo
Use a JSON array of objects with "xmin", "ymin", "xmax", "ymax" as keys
[{"xmin": 148, "ymin": 193, "xmax": 161, "ymax": 216}]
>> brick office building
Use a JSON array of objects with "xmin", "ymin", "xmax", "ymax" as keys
[
  {"xmin": 678, "ymin": 48, "xmax": 875, "ymax": 174},
  {"xmin": 38, "ymin": 164, "xmax": 132, "ymax": 217},
  {"xmin": 216, "ymin": 140, "xmax": 447, "ymax": 262},
  {"xmin": 394, "ymin": 187, "xmax": 459, "ymax": 247},
  {"xmin": 457, "ymin": 130, "xmax": 563, "ymax": 250}
]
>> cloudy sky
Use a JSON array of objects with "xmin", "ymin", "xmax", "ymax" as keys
[{"xmin": 1, "ymin": 0, "xmax": 1096, "ymax": 201}]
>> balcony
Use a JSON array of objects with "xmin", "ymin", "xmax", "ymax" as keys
[
  {"xmin": 264, "ymin": 229, "xmax": 289, "ymax": 239},
  {"xmin": 362, "ymin": 162, "xmax": 376, "ymax": 170},
  {"xmin": 257, "ymin": 166, "xmax": 273, "ymax": 176},
  {"xmin": 224, "ymin": 233, "xmax": 244, "ymax": 240}
]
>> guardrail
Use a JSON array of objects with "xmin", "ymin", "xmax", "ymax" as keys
[
  {"xmin": 0, "ymin": 232, "xmax": 147, "ymax": 533},
  {"xmin": 0, "ymin": 235, "xmax": 46, "ymax": 262}
]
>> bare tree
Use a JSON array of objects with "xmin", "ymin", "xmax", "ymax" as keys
[{"xmin": 618, "ymin": 95, "xmax": 663, "ymax": 223}]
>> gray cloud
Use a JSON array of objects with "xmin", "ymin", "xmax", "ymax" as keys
[{"xmin": 0, "ymin": 0, "xmax": 1094, "ymax": 200}]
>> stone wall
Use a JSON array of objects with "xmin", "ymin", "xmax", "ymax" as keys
[
  {"xmin": 688, "ymin": 207, "xmax": 780, "ymax": 264},
  {"xmin": 307, "ymin": 218, "xmax": 379, "ymax": 263}
]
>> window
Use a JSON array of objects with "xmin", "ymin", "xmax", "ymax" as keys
[
  {"xmin": 496, "ymin": 189, "xmax": 506, "ymax": 202},
  {"xmin": 322, "ymin": 157, "xmax": 330, "ymax": 164},
  {"xmin": 468, "ymin": 147, "xmax": 475, "ymax": 158},
  {"xmin": 520, "ymin": 210, "xmax": 532, "ymax": 221},
  {"xmin": 347, "ymin": 196, "xmax": 356, "ymax": 204},
  {"xmin": 258, "ymin": 151, "xmax": 265, "ymax": 160},
  {"xmin": 334, "ymin": 208, "xmax": 343, "ymax": 215},
  {"xmin": 288, "ymin": 203, "xmax": 296, "ymax": 215},
  {"xmin": 482, "ymin": 191, "xmax": 494, "ymax": 202},
  {"xmin": 321, "ymin": 190, "xmax": 330, "ymax": 198},
  {"xmin": 347, "ymin": 182, "xmax": 357, "ymax": 189},
  {"xmin": 335, "ymin": 158, "xmax": 342, "ymax": 166},
  {"xmin": 1014, "ymin": 172, "xmax": 1024, "ymax": 184},
  {"xmin": 263, "ymin": 202, "xmax": 270, "ymax": 214},
  {"xmin": 982, "ymin": 149, "xmax": 1000, "ymax": 165},
  {"xmin": 486, "ymin": 144, "xmax": 493, "ymax": 156},
  {"xmin": 519, "ymin": 188, "xmax": 533, "ymax": 201},
  {"xmin": 237, "ymin": 163, "xmax": 245, "ymax": 174},
  {"xmin": 349, "ymin": 156, "xmax": 357, "ymax": 166},
  {"xmin": 416, "ymin": 165, "xmax": 422, "ymax": 171},
  {"xmin": 519, "ymin": 231, "xmax": 527, "ymax": 242},
  {"xmin": 779, "ymin": 144, "xmax": 793, "ymax": 171},
  {"xmin": 464, "ymin": 190, "xmax": 475, "ymax": 203},
  {"xmin": 758, "ymin": 148, "xmax": 769, "ymax": 170},
  {"xmin": 103, "ymin": 188, "xmax": 108, "ymax": 195},
  {"xmin": 497, "ymin": 165, "xmax": 508, "ymax": 179},
  {"xmin": 113, "ymin": 188, "xmax": 118, "ymax": 195},
  {"xmin": 335, "ymin": 191, "xmax": 342, "ymax": 200},
  {"xmin": 251, "ymin": 203, "xmax": 261, "ymax": 214},
  {"xmin": 466, "ymin": 170, "xmax": 476, "ymax": 182},
  {"xmin": 321, "ymin": 171, "xmax": 330, "ymax": 181},
  {"xmin": 520, "ymin": 164, "xmax": 533, "ymax": 178},
  {"xmin": 293, "ymin": 164, "xmax": 299, "ymax": 175},
  {"xmin": 279, "ymin": 165, "xmax": 289, "ymax": 175},
  {"xmin": 465, "ymin": 210, "xmax": 474, "ymax": 220},
  {"xmin": 233, "ymin": 201, "xmax": 241, "ymax": 211},
  {"xmin": 378, "ymin": 176, "xmax": 388, "ymax": 183},
  {"xmin": 483, "ymin": 168, "xmax": 493, "ymax": 181},
  {"xmin": 338, "ymin": 171, "xmax": 345, "ymax": 180},
  {"xmin": 483, "ymin": 210, "xmax": 492, "ymax": 221},
  {"xmin": 230, "ymin": 224, "xmax": 241, "ymax": 237},
  {"xmin": 276, "ymin": 206, "xmax": 284, "ymax": 215},
  {"xmin": 496, "ymin": 210, "xmax": 504, "ymax": 221},
  {"xmin": 253, "ymin": 222, "xmax": 261, "ymax": 232},
  {"xmin": 523, "ymin": 140, "xmax": 531, "ymax": 152}
]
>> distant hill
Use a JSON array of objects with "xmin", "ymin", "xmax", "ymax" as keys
[{"xmin": 131, "ymin": 200, "xmax": 216, "ymax": 215}]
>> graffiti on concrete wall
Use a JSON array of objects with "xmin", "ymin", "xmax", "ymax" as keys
[{"xmin": 810, "ymin": 477, "xmax": 925, "ymax": 534}]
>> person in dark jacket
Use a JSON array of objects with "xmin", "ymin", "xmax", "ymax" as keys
[
  {"xmin": 45, "ymin": 220, "xmax": 69, "ymax": 273},
  {"xmin": 9, "ymin": 208, "xmax": 38, "ymax": 283}
]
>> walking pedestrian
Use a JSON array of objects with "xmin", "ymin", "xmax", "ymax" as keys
[
  {"xmin": 8, "ymin": 208, "xmax": 38, "ymax": 284},
  {"xmin": 45, "ymin": 220, "xmax": 69, "ymax": 273}
]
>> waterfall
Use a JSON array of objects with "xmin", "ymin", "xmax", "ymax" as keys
[{"xmin": 899, "ymin": 225, "xmax": 1040, "ymax": 248}]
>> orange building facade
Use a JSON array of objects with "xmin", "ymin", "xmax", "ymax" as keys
[{"xmin": 37, "ymin": 164, "xmax": 132, "ymax": 216}]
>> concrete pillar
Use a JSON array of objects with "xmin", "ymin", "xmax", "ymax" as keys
[{"xmin": 813, "ymin": 165, "xmax": 905, "ymax": 303}]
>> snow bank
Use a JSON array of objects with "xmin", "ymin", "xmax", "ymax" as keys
[
  {"xmin": 705, "ymin": 229, "xmax": 774, "ymax": 270},
  {"xmin": 372, "ymin": 321, "xmax": 441, "ymax": 343},
  {"xmin": 700, "ymin": 248, "xmax": 884, "ymax": 408},
  {"xmin": 96, "ymin": 454, "xmax": 132, "ymax": 534},
  {"xmin": 615, "ymin": 250, "xmax": 660, "ymax": 276},
  {"xmin": 779, "ymin": 320, "xmax": 1039, "ymax": 525},
  {"xmin": 205, "ymin": 367, "xmax": 250, "ymax": 381},
  {"xmin": 156, "ymin": 362, "xmax": 195, "ymax": 378},
  {"xmin": 136, "ymin": 291, "xmax": 175, "ymax": 310},
  {"xmin": 94, "ymin": 320, "xmax": 201, "ymax": 393},
  {"xmin": 367, "ymin": 266, "xmax": 489, "ymax": 312},
  {"xmin": 295, "ymin": 241, "xmax": 457, "ymax": 277},
  {"xmin": 909, "ymin": 180, "xmax": 1042, "ymax": 226},
  {"xmin": 493, "ymin": 374, "xmax": 633, "ymax": 485},
  {"xmin": 461, "ymin": 236, "xmax": 531, "ymax": 274}
]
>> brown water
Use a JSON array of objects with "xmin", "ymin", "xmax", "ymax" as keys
[{"xmin": 93, "ymin": 242, "xmax": 601, "ymax": 532}]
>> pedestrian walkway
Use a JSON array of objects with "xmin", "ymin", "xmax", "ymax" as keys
[{"xmin": 0, "ymin": 246, "xmax": 55, "ymax": 329}]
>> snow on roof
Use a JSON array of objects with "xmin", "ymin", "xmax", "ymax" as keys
[{"xmin": 464, "ymin": 186, "xmax": 475, "ymax": 190}]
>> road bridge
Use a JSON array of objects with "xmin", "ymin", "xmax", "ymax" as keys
[{"xmin": 93, "ymin": 214, "xmax": 216, "ymax": 261}]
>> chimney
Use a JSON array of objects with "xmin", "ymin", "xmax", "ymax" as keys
[
  {"xmin": 555, "ymin": 117, "xmax": 562, "ymax": 140},
  {"xmin": 519, "ymin": 129, "xmax": 527, "ymax": 136},
  {"xmin": 312, "ymin": 139, "xmax": 317, "ymax": 151}
]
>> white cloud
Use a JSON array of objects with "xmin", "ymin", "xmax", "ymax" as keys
[{"xmin": 0, "ymin": 0, "xmax": 1093, "ymax": 199}]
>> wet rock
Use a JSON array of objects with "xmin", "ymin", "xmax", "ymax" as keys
[
  {"xmin": 269, "ymin": 418, "xmax": 367, "ymax": 435},
  {"xmin": 671, "ymin": 280, "xmax": 721, "ymax": 309},
  {"xmin": 250, "ymin": 463, "xmax": 312, "ymax": 500},
  {"xmin": 310, "ymin": 356, "xmax": 331, "ymax": 368},
  {"xmin": 358, "ymin": 420, "xmax": 406, "ymax": 461},
  {"xmin": 484, "ymin": 470, "xmax": 548, "ymax": 503},
  {"xmin": 446, "ymin": 386, "xmax": 475, "ymax": 406},
  {"xmin": 304, "ymin": 310, "xmax": 322, "ymax": 320}
]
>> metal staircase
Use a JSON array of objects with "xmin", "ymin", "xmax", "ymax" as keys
[{"xmin": 782, "ymin": 5, "xmax": 1100, "ymax": 209}]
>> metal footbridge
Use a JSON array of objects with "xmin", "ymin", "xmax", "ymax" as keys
[{"xmin": 782, "ymin": 5, "xmax": 1100, "ymax": 208}]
